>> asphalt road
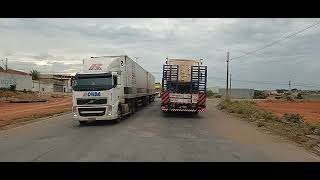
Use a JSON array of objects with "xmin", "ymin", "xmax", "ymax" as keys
[{"xmin": 0, "ymin": 99, "xmax": 319, "ymax": 162}]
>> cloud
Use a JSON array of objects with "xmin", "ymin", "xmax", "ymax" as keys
[{"xmin": 0, "ymin": 18, "xmax": 320, "ymax": 89}]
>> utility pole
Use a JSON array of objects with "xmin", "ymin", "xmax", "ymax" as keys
[
  {"xmin": 38, "ymin": 77, "xmax": 41, "ymax": 95},
  {"xmin": 5, "ymin": 58, "xmax": 7, "ymax": 71},
  {"xmin": 229, "ymin": 74, "xmax": 232, "ymax": 98},
  {"xmin": 289, "ymin": 80, "xmax": 291, "ymax": 93},
  {"xmin": 226, "ymin": 52, "xmax": 229, "ymax": 100}
]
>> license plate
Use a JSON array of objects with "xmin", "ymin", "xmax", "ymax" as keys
[{"xmin": 88, "ymin": 118, "xmax": 96, "ymax": 120}]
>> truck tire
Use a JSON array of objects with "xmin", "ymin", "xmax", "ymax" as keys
[
  {"xmin": 115, "ymin": 106, "xmax": 122, "ymax": 123},
  {"xmin": 131, "ymin": 100, "xmax": 136, "ymax": 115},
  {"xmin": 142, "ymin": 97, "xmax": 146, "ymax": 107},
  {"xmin": 79, "ymin": 121, "xmax": 88, "ymax": 126}
]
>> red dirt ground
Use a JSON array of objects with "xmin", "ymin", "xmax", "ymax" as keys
[
  {"xmin": 255, "ymin": 100, "xmax": 320, "ymax": 124},
  {"xmin": 0, "ymin": 97, "xmax": 72, "ymax": 127}
]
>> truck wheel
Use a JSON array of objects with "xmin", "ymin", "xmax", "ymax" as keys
[
  {"xmin": 79, "ymin": 121, "xmax": 88, "ymax": 126},
  {"xmin": 131, "ymin": 100, "xmax": 136, "ymax": 115},
  {"xmin": 162, "ymin": 111, "xmax": 169, "ymax": 116},
  {"xmin": 116, "ymin": 106, "xmax": 122, "ymax": 123}
]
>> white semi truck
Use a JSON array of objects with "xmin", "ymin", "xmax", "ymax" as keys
[{"xmin": 72, "ymin": 55, "xmax": 156, "ymax": 125}]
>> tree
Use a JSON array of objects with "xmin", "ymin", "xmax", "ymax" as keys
[
  {"xmin": 254, "ymin": 90, "xmax": 267, "ymax": 99},
  {"xmin": 207, "ymin": 90, "xmax": 214, "ymax": 97},
  {"xmin": 296, "ymin": 93, "xmax": 304, "ymax": 99},
  {"xmin": 276, "ymin": 89, "xmax": 284, "ymax": 93},
  {"xmin": 30, "ymin": 69, "xmax": 40, "ymax": 80},
  {"xmin": 9, "ymin": 85, "xmax": 16, "ymax": 91}
]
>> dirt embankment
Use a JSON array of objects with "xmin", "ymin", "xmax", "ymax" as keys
[
  {"xmin": 256, "ymin": 100, "xmax": 320, "ymax": 124},
  {"xmin": 0, "ymin": 96, "xmax": 72, "ymax": 128}
]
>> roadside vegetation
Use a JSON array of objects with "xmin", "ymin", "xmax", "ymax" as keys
[
  {"xmin": 207, "ymin": 90, "xmax": 222, "ymax": 98},
  {"xmin": 253, "ymin": 90, "xmax": 267, "ymax": 99},
  {"xmin": 218, "ymin": 99, "xmax": 320, "ymax": 155}
]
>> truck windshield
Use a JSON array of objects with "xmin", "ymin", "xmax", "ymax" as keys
[{"xmin": 73, "ymin": 75, "xmax": 113, "ymax": 91}]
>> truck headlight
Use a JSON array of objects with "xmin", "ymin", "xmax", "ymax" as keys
[
  {"xmin": 106, "ymin": 105, "xmax": 112, "ymax": 115},
  {"xmin": 72, "ymin": 106, "xmax": 77, "ymax": 117}
]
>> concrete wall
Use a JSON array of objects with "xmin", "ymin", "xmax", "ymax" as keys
[
  {"xmin": 219, "ymin": 88, "xmax": 254, "ymax": 99},
  {"xmin": 32, "ymin": 80, "xmax": 53, "ymax": 92},
  {"xmin": 64, "ymin": 79, "xmax": 73, "ymax": 93},
  {"xmin": 0, "ymin": 72, "xmax": 32, "ymax": 91},
  {"xmin": 60, "ymin": 78, "xmax": 73, "ymax": 93},
  {"xmin": 32, "ymin": 80, "xmax": 73, "ymax": 93}
]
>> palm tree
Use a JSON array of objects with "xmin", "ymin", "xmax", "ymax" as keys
[{"xmin": 30, "ymin": 69, "xmax": 40, "ymax": 80}]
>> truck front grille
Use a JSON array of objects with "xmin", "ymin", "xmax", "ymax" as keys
[
  {"xmin": 78, "ymin": 107, "xmax": 106, "ymax": 117},
  {"xmin": 77, "ymin": 98, "xmax": 107, "ymax": 105}
]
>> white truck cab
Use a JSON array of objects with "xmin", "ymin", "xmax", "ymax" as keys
[
  {"xmin": 72, "ymin": 72, "xmax": 121, "ymax": 122},
  {"xmin": 72, "ymin": 55, "xmax": 155, "ymax": 125}
]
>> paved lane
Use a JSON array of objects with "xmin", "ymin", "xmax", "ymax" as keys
[{"xmin": 0, "ymin": 99, "xmax": 318, "ymax": 161}]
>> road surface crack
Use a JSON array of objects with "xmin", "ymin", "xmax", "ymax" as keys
[{"xmin": 30, "ymin": 145, "xmax": 56, "ymax": 162}]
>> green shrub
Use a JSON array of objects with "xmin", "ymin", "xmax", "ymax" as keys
[
  {"xmin": 218, "ymin": 100, "xmax": 257, "ymax": 118},
  {"xmin": 295, "ymin": 93, "xmax": 304, "ymax": 99},
  {"xmin": 207, "ymin": 90, "xmax": 214, "ymax": 98},
  {"xmin": 0, "ymin": 87, "xmax": 10, "ymax": 91},
  {"xmin": 9, "ymin": 85, "xmax": 16, "ymax": 91},
  {"xmin": 257, "ymin": 121, "xmax": 265, "ymax": 127},
  {"xmin": 254, "ymin": 90, "xmax": 267, "ymax": 99},
  {"xmin": 215, "ymin": 95, "xmax": 222, "ymax": 98},
  {"xmin": 282, "ymin": 113, "xmax": 304, "ymax": 124},
  {"xmin": 285, "ymin": 95, "xmax": 294, "ymax": 102},
  {"xmin": 260, "ymin": 111, "xmax": 279, "ymax": 122},
  {"xmin": 304, "ymin": 123, "xmax": 320, "ymax": 135}
]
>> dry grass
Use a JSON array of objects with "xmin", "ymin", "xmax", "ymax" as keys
[{"xmin": 218, "ymin": 99, "xmax": 320, "ymax": 156}]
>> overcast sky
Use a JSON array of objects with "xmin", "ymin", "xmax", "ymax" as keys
[{"xmin": 0, "ymin": 18, "xmax": 320, "ymax": 90}]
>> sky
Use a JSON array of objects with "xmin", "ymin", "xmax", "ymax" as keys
[{"xmin": 0, "ymin": 18, "xmax": 320, "ymax": 90}]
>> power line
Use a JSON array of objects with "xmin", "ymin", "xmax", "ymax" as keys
[
  {"xmin": 230, "ymin": 20, "xmax": 320, "ymax": 61},
  {"xmin": 232, "ymin": 48, "xmax": 318, "ymax": 64}
]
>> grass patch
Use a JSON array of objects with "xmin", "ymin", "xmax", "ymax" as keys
[
  {"xmin": 282, "ymin": 113, "xmax": 304, "ymax": 124},
  {"xmin": 218, "ymin": 99, "xmax": 320, "ymax": 155}
]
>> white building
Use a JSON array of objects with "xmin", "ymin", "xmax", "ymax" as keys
[
  {"xmin": 33, "ymin": 74, "xmax": 73, "ymax": 93},
  {"xmin": 0, "ymin": 67, "xmax": 32, "ymax": 91},
  {"xmin": 219, "ymin": 88, "xmax": 254, "ymax": 99}
]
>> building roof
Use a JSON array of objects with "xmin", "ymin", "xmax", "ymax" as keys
[
  {"xmin": 40, "ymin": 73, "xmax": 72, "ymax": 80},
  {"xmin": 0, "ymin": 67, "xmax": 30, "ymax": 76}
]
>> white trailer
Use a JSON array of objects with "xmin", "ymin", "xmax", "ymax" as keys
[{"xmin": 72, "ymin": 55, "xmax": 156, "ymax": 125}]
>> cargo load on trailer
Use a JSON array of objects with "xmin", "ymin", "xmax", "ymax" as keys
[
  {"xmin": 72, "ymin": 55, "xmax": 156, "ymax": 125},
  {"xmin": 161, "ymin": 58, "xmax": 207, "ymax": 114},
  {"xmin": 155, "ymin": 82, "xmax": 161, "ymax": 97}
]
